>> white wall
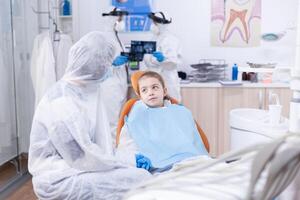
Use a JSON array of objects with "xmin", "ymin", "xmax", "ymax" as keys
[{"xmin": 73, "ymin": 0, "xmax": 299, "ymax": 68}]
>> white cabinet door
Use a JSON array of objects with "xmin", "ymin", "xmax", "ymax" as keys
[{"xmin": 181, "ymin": 87, "xmax": 219, "ymax": 157}]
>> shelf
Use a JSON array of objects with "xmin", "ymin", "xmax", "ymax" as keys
[
  {"xmin": 179, "ymin": 82, "xmax": 290, "ymax": 88},
  {"xmin": 59, "ymin": 15, "xmax": 72, "ymax": 19}
]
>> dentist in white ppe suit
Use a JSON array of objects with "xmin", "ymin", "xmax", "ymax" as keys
[
  {"xmin": 142, "ymin": 12, "xmax": 182, "ymax": 102},
  {"xmin": 28, "ymin": 32, "xmax": 151, "ymax": 200},
  {"xmin": 100, "ymin": 8, "xmax": 129, "ymax": 146}
]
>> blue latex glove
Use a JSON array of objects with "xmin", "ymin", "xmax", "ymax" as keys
[
  {"xmin": 135, "ymin": 154, "xmax": 152, "ymax": 171},
  {"xmin": 152, "ymin": 51, "xmax": 165, "ymax": 62},
  {"xmin": 112, "ymin": 55, "xmax": 128, "ymax": 67}
]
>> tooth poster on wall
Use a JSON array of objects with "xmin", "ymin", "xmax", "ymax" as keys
[
  {"xmin": 112, "ymin": 0, "xmax": 153, "ymax": 32},
  {"xmin": 211, "ymin": 0, "xmax": 261, "ymax": 47}
]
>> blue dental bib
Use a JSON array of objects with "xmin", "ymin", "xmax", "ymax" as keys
[{"xmin": 126, "ymin": 100, "xmax": 208, "ymax": 168}]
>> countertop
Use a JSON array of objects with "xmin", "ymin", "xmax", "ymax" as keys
[{"xmin": 180, "ymin": 82, "xmax": 290, "ymax": 88}]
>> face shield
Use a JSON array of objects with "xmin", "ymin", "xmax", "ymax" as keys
[
  {"xmin": 62, "ymin": 31, "xmax": 116, "ymax": 85},
  {"xmin": 102, "ymin": 8, "xmax": 128, "ymax": 32},
  {"xmin": 114, "ymin": 19, "xmax": 126, "ymax": 32},
  {"xmin": 148, "ymin": 12, "xmax": 172, "ymax": 25},
  {"xmin": 148, "ymin": 12, "xmax": 171, "ymax": 35}
]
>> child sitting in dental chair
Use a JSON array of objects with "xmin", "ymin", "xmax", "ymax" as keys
[{"xmin": 115, "ymin": 71, "xmax": 209, "ymax": 173}]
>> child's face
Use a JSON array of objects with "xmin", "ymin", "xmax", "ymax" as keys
[{"xmin": 138, "ymin": 76, "xmax": 167, "ymax": 108}]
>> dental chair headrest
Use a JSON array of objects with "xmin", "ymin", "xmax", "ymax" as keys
[{"xmin": 131, "ymin": 71, "xmax": 145, "ymax": 96}]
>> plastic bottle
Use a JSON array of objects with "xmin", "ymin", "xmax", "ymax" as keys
[
  {"xmin": 62, "ymin": 0, "xmax": 71, "ymax": 16},
  {"xmin": 232, "ymin": 63, "xmax": 238, "ymax": 81}
]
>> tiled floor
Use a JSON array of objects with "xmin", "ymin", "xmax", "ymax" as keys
[
  {"xmin": 0, "ymin": 155, "xmax": 37, "ymax": 200},
  {"xmin": 0, "ymin": 154, "xmax": 28, "ymax": 187},
  {"xmin": 6, "ymin": 179, "xmax": 37, "ymax": 200},
  {"xmin": 0, "ymin": 162, "xmax": 18, "ymax": 187}
]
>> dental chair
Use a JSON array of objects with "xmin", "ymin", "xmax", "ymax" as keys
[{"xmin": 116, "ymin": 71, "xmax": 210, "ymax": 153}]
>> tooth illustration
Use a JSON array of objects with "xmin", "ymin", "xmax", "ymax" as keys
[{"xmin": 221, "ymin": 0, "xmax": 256, "ymax": 43}]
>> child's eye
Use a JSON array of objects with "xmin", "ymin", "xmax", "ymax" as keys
[
  {"xmin": 153, "ymin": 85, "xmax": 159, "ymax": 90},
  {"xmin": 141, "ymin": 88, "xmax": 147, "ymax": 93}
]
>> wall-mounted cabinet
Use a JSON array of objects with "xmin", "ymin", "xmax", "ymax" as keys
[
  {"xmin": 58, "ymin": 15, "xmax": 72, "ymax": 35},
  {"xmin": 56, "ymin": 0, "xmax": 73, "ymax": 37}
]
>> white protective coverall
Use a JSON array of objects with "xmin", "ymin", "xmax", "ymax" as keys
[
  {"xmin": 28, "ymin": 32, "xmax": 151, "ymax": 200},
  {"xmin": 100, "ymin": 16, "xmax": 128, "ymax": 147},
  {"xmin": 30, "ymin": 32, "xmax": 56, "ymax": 107},
  {"xmin": 142, "ymin": 23, "xmax": 182, "ymax": 102},
  {"xmin": 55, "ymin": 33, "xmax": 73, "ymax": 80}
]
